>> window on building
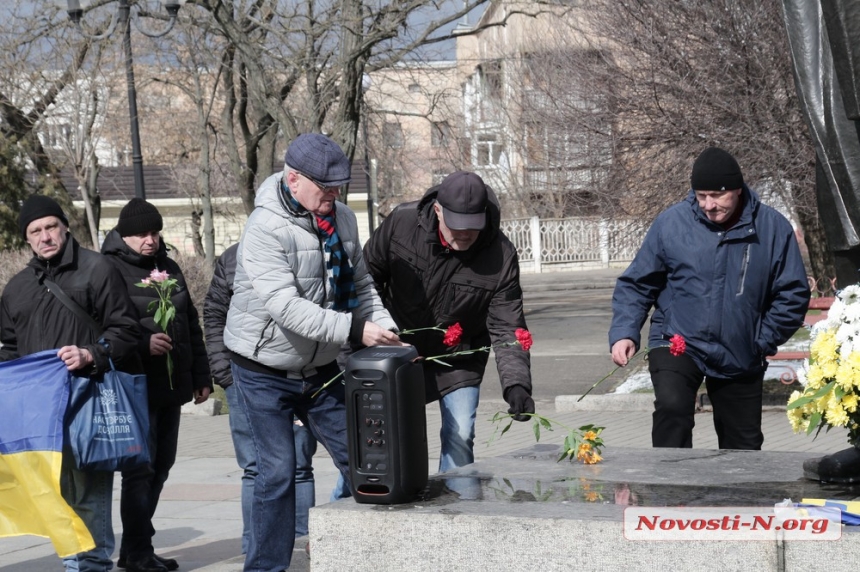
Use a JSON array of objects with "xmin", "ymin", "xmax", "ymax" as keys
[
  {"xmin": 431, "ymin": 121, "xmax": 451, "ymax": 147},
  {"xmin": 432, "ymin": 168, "xmax": 449, "ymax": 186},
  {"xmin": 382, "ymin": 122, "xmax": 404, "ymax": 149},
  {"xmin": 45, "ymin": 123, "xmax": 72, "ymax": 148},
  {"xmin": 476, "ymin": 133, "xmax": 506, "ymax": 167}
]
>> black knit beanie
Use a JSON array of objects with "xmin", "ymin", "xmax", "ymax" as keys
[
  {"xmin": 19, "ymin": 195, "xmax": 69, "ymax": 238},
  {"xmin": 690, "ymin": 147, "xmax": 744, "ymax": 191},
  {"xmin": 116, "ymin": 198, "xmax": 163, "ymax": 237}
]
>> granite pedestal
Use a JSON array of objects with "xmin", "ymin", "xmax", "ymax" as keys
[{"xmin": 309, "ymin": 445, "xmax": 860, "ymax": 571}]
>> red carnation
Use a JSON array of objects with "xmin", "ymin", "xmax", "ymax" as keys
[
  {"xmin": 515, "ymin": 328, "xmax": 533, "ymax": 351},
  {"xmin": 669, "ymin": 334, "xmax": 686, "ymax": 356},
  {"xmin": 442, "ymin": 323, "xmax": 463, "ymax": 347}
]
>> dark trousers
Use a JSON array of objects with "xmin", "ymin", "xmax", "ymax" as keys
[
  {"xmin": 120, "ymin": 404, "xmax": 181, "ymax": 560},
  {"xmin": 648, "ymin": 347, "xmax": 764, "ymax": 450}
]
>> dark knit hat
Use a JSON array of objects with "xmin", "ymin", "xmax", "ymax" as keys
[
  {"xmin": 116, "ymin": 198, "xmax": 163, "ymax": 237},
  {"xmin": 690, "ymin": 147, "xmax": 744, "ymax": 191},
  {"xmin": 19, "ymin": 194, "xmax": 69, "ymax": 237},
  {"xmin": 284, "ymin": 133, "xmax": 352, "ymax": 187},
  {"xmin": 436, "ymin": 171, "xmax": 488, "ymax": 230}
]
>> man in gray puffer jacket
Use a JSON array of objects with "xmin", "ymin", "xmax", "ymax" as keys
[{"xmin": 224, "ymin": 133, "xmax": 403, "ymax": 572}]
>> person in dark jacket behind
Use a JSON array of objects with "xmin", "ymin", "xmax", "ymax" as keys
[
  {"xmin": 101, "ymin": 198, "xmax": 212, "ymax": 572},
  {"xmin": 0, "ymin": 194, "xmax": 142, "ymax": 572},
  {"xmin": 363, "ymin": 170, "xmax": 535, "ymax": 479},
  {"xmin": 609, "ymin": 147, "xmax": 810, "ymax": 450},
  {"xmin": 203, "ymin": 243, "xmax": 320, "ymax": 553}
]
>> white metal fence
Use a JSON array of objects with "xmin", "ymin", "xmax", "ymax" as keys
[{"xmin": 500, "ymin": 216, "xmax": 648, "ymax": 273}]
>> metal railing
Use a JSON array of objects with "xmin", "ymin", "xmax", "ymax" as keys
[{"xmin": 500, "ymin": 216, "xmax": 648, "ymax": 272}]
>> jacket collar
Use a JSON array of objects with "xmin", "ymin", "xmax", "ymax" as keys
[
  {"xmin": 687, "ymin": 184, "xmax": 758, "ymax": 235},
  {"xmin": 101, "ymin": 228, "xmax": 166, "ymax": 268},
  {"xmin": 28, "ymin": 233, "xmax": 77, "ymax": 278}
]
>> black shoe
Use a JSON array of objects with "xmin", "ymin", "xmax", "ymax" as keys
[
  {"xmin": 125, "ymin": 555, "xmax": 169, "ymax": 572},
  {"xmin": 118, "ymin": 553, "xmax": 177, "ymax": 571},
  {"xmin": 805, "ymin": 446, "xmax": 860, "ymax": 483},
  {"xmin": 154, "ymin": 554, "xmax": 179, "ymax": 571}
]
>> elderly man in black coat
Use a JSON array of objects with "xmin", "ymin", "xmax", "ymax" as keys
[{"xmin": 101, "ymin": 198, "xmax": 211, "ymax": 572}]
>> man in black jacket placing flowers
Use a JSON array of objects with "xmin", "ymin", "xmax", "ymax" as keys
[
  {"xmin": 101, "ymin": 198, "xmax": 212, "ymax": 572},
  {"xmin": 364, "ymin": 171, "xmax": 534, "ymax": 478}
]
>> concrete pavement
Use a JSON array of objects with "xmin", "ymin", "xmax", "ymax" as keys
[{"xmin": 1, "ymin": 266, "xmax": 844, "ymax": 572}]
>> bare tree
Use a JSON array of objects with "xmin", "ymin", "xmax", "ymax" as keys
[
  {"xmin": 0, "ymin": 2, "xmax": 95, "ymax": 244},
  {"xmin": 565, "ymin": 0, "xmax": 829, "ymax": 280},
  {"xmin": 460, "ymin": 0, "xmax": 829, "ymax": 281},
  {"xmin": 186, "ymin": 0, "xmax": 555, "ymax": 213}
]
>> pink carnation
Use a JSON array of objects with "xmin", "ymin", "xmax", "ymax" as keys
[{"xmin": 149, "ymin": 269, "xmax": 170, "ymax": 283}]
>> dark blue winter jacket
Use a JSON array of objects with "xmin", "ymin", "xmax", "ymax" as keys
[{"xmin": 609, "ymin": 186, "xmax": 810, "ymax": 378}]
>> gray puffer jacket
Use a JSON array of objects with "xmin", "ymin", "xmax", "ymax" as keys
[{"xmin": 224, "ymin": 172, "xmax": 396, "ymax": 374}]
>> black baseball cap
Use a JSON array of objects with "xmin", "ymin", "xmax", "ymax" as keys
[{"xmin": 436, "ymin": 171, "xmax": 488, "ymax": 230}]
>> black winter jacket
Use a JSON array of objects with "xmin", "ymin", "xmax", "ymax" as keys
[
  {"xmin": 0, "ymin": 235, "xmax": 142, "ymax": 374},
  {"xmin": 101, "ymin": 230, "xmax": 211, "ymax": 407},
  {"xmin": 363, "ymin": 185, "xmax": 531, "ymax": 402},
  {"xmin": 203, "ymin": 243, "xmax": 238, "ymax": 388}
]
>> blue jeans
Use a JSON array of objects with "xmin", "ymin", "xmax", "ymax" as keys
[
  {"xmin": 60, "ymin": 451, "xmax": 115, "ymax": 572},
  {"xmin": 328, "ymin": 472, "xmax": 352, "ymax": 503},
  {"xmin": 438, "ymin": 386, "xmax": 480, "ymax": 472},
  {"xmin": 232, "ymin": 361, "xmax": 351, "ymax": 572},
  {"xmin": 293, "ymin": 420, "xmax": 316, "ymax": 537},
  {"xmin": 226, "ymin": 384, "xmax": 318, "ymax": 551}
]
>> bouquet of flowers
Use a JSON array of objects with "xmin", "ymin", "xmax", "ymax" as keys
[
  {"xmin": 787, "ymin": 286, "xmax": 860, "ymax": 443},
  {"xmin": 136, "ymin": 269, "xmax": 178, "ymax": 389}
]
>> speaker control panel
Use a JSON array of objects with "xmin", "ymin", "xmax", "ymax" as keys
[{"xmin": 356, "ymin": 390, "xmax": 389, "ymax": 474}]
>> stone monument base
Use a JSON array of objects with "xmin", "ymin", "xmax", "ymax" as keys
[{"xmin": 309, "ymin": 446, "xmax": 860, "ymax": 571}]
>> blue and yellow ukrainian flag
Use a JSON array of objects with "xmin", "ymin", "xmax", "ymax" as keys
[{"xmin": 0, "ymin": 350, "xmax": 94, "ymax": 557}]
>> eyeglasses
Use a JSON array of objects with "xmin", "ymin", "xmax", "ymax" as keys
[{"xmin": 299, "ymin": 172, "xmax": 340, "ymax": 192}]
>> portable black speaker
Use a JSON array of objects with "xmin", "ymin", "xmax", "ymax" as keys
[{"xmin": 345, "ymin": 345, "xmax": 428, "ymax": 504}]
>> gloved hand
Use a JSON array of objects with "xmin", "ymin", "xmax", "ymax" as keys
[{"xmin": 504, "ymin": 386, "xmax": 535, "ymax": 422}]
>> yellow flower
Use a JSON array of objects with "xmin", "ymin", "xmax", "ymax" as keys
[
  {"xmin": 845, "ymin": 351, "xmax": 860, "ymax": 371},
  {"xmin": 584, "ymin": 491, "xmax": 600, "ymax": 502},
  {"xmin": 787, "ymin": 405, "xmax": 806, "ymax": 432},
  {"xmin": 825, "ymin": 403, "xmax": 850, "ymax": 427},
  {"xmin": 805, "ymin": 363, "xmax": 825, "ymax": 390},
  {"xmin": 583, "ymin": 430, "xmax": 598, "ymax": 441},
  {"xmin": 582, "ymin": 451, "xmax": 602, "ymax": 464},
  {"xmin": 577, "ymin": 443, "xmax": 592, "ymax": 458},
  {"xmin": 836, "ymin": 362, "xmax": 855, "ymax": 392},
  {"xmin": 821, "ymin": 359, "xmax": 839, "ymax": 381},
  {"xmin": 811, "ymin": 330, "xmax": 839, "ymax": 362},
  {"xmin": 843, "ymin": 393, "xmax": 859, "ymax": 414}
]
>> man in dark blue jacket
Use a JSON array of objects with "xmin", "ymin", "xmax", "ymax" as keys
[{"xmin": 609, "ymin": 147, "xmax": 810, "ymax": 450}]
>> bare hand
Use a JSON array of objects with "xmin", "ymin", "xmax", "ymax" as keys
[
  {"xmin": 150, "ymin": 333, "xmax": 173, "ymax": 356},
  {"xmin": 362, "ymin": 322, "xmax": 409, "ymax": 347},
  {"xmin": 194, "ymin": 386, "xmax": 211, "ymax": 404},
  {"xmin": 611, "ymin": 339, "xmax": 637, "ymax": 366},
  {"xmin": 57, "ymin": 345, "xmax": 93, "ymax": 371}
]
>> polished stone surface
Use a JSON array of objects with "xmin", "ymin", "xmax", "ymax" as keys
[
  {"xmin": 310, "ymin": 445, "xmax": 860, "ymax": 571},
  {"xmin": 418, "ymin": 444, "xmax": 860, "ymax": 510}
]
